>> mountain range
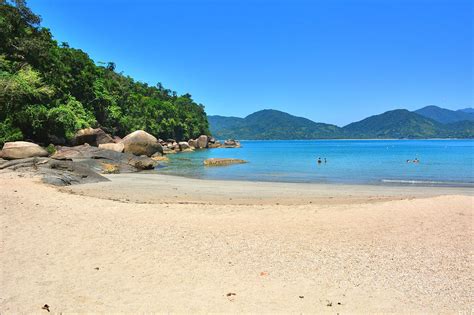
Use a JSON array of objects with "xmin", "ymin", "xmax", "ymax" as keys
[{"xmin": 208, "ymin": 106, "xmax": 474, "ymax": 139}]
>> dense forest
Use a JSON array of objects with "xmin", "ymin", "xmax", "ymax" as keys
[{"xmin": 0, "ymin": 0, "xmax": 209, "ymax": 146}]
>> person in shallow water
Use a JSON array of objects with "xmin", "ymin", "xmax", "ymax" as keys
[{"xmin": 317, "ymin": 157, "xmax": 322, "ymax": 164}]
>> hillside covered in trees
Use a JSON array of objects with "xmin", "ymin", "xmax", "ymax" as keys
[
  {"xmin": 0, "ymin": 0, "xmax": 209, "ymax": 146},
  {"xmin": 209, "ymin": 108, "xmax": 474, "ymax": 140}
]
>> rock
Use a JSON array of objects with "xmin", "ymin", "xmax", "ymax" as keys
[
  {"xmin": 188, "ymin": 139, "xmax": 198, "ymax": 148},
  {"xmin": 51, "ymin": 144, "xmax": 95, "ymax": 160},
  {"xmin": 209, "ymin": 137, "xmax": 216, "ymax": 144},
  {"xmin": 208, "ymin": 141, "xmax": 222, "ymax": 148},
  {"xmin": 113, "ymin": 136, "xmax": 122, "ymax": 143},
  {"xmin": 51, "ymin": 144, "xmax": 157, "ymax": 171},
  {"xmin": 98, "ymin": 142, "xmax": 124, "ymax": 153},
  {"xmin": 0, "ymin": 141, "xmax": 49, "ymax": 160},
  {"xmin": 0, "ymin": 157, "xmax": 49, "ymax": 170},
  {"xmin": 101, "ymin": 163, "xmax": 120, "ymax": 174},
  {"xmin": 196, "ymin": 135, "xmax": 209, "ymax": 149},
  {"xmin": 41, "ymin": 160, "xmax": 110, "ymax": 186},
  {"xmin": 203, "ymin": 158, "xmax": 247, "ymax": 166},
  {"xmin": 73, "ymin": 128, "xmax": 114, "ymax": 146},
  {"xmin": 162, "ymin": 147, "xmax": 177, "ymax": 154},
  {"xmin": 121, "ymin": 130, "xmax": 163, "ymax": 157},
  {"xmin": 151, "ymin": 155, "xmax": 169, "ymax": 162},
  {"xmin": 178, "ymin": 141, "xmax": 191, "ymax": 151},
  {"xmin": 129, "ymin": 157, "xmax": 157, "ymax": 170},
  {"xmin": 223, "ymin": 139, "xmax": 241, "ymax": 148},
  {"xmin": 166, "ymin": 143, "xmax": 178, "ymax": 150}
]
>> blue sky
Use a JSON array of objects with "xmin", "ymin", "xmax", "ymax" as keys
[{"xmin": 29, "ymin": 0, "xmax": 472, "ymax": 126}]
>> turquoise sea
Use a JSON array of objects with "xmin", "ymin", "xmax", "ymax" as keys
[{"xmin": 156, "ymin": 140, "xmax": 474, "ymax": 186}]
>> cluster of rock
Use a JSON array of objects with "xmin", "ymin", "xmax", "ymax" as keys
[
  {"xmin": 0, "ymin": 127, "xmax": 242, "ymax": 185},
  {"xmin": 159, "ymin": 135, "xmax": 241, "ymax": 154}
]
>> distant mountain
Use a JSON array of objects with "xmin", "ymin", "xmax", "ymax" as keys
[
  {"xmin": 458, "ymin": 108, "xmax": 474, "ymax": 114},
  {"xmin": 414, "ymin": 105, "xmax": 474, "ymax": 124},
  {"xmin": 441, "ymin": 120, "xmax": 474, "ymax": 138},
  {"xmin": 207, "ymin": 115, "xmax": 244, "ymax": 132},
  {"xmin": 209, "ymin": 107, "xmax": 473, "ymax": 139},
  {"xmin": 342, "ymin": 109, "xmax": 445, "ymax": 138},
  {"xmin": 208, "ymin": 109, "xmax": 342, "ymax": 140}
]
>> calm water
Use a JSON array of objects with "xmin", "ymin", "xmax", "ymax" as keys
[{"xmin": 156, "ymin": 140, "xmax": 474, "ymax": 186}]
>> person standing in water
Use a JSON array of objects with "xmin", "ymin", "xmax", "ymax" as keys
[{"xmin": 317, "ymin": 157, "xmax": 322, "ymax": 164}]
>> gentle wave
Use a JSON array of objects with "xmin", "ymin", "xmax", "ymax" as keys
[{"xmin": 381, "ymin": 179, "xmax": 474, "ymax": 186}]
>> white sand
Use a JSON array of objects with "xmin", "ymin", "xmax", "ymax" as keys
[{"xmin": 1, "ymin": 172, "xmax": 473, "ymax": 312}]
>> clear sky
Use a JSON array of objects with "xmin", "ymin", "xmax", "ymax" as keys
[{"xmin": 28, "ymin": 0, "xmax": 472, "ymax": 126}]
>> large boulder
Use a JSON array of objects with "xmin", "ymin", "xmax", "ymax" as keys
[
  {"xmin": 121, "ymin": 130, "xmax": 163, "ymax": 157},
  {"xmin": 178, "ymin": 141, "xmax": 191, "ymax": 151},
  {"xmin": 0, "ymin": 141, "xmax": 49, "ymax": 160},
  {"xmin": 98, "ymin": 142, "xmax": 124, "ymax": 153},
  {"xmin": 73, "ymin": 128, "xmax": 114, "ymax": 146},
  {"xmin": 188, "ymin": 139, "xmax": 198, "ymax": 148},
  {"xmin": 196, "ymin": 135, "xmax": 209, "ymax": 149},
  {"xmin": 51, "ymin": 144, "xmax": 157, "ymax": 171}
]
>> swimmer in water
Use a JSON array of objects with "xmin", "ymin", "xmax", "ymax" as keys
[{"xmin": 317, "ymin": 157, "xmax": 322, "ymax": 164}]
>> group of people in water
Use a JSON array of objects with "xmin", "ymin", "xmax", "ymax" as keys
[{"xmin": 317, "ymin": 157, "xmax": 420, "ymax": 164}]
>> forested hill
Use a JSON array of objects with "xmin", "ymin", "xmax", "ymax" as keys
[
  {"xmin": 414, "ymin": 105, "xmax": 474, "ymax": 124},
  {"xmin": 208, "ymin": 109, "xmax": 342, "ymax": 140},
  {"xmin": 0, "ymin": 0, "xmax": 209, "ymax": 146},
  {"xmin": 209, "ymin": 108, "xmax": 474, "ymax": 139}
]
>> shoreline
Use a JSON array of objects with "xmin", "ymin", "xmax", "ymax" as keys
[
  {"xmin": 62, "ymin": 172, "xmax": 473, "ymax": 206},
  {"xmin": 153, "ymin": 170, "xmax": 474, "ymax": 188}
]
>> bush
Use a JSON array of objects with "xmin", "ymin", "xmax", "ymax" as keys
[{"xmin": 0, "ymin": 118, "xmax": 23, "ymax": 146}]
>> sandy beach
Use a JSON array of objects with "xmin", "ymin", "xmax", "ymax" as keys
[{"xmin": 1, "ymin": 171, "xmax": 473, "ymax": 313}]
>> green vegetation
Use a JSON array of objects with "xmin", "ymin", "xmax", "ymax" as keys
[
  {"xmin": 208, "ymin": 109, "xmax": 342, "ymax": 140},
  {"xmin": 0, "ymin": 0, "xmax": 209, "ymax": 146},
  {"xmin": 209, "ymin": 109, "xmax": 474, "ymax": 139}
]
